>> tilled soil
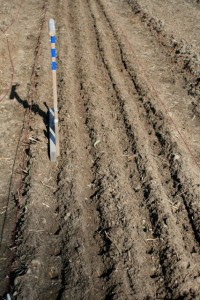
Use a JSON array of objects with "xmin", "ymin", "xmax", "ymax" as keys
[{"xmin": 0, "ymin": 0, "xmax": 200, "ymax": 299}]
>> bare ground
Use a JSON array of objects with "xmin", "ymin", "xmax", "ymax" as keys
[{"xmin": 0, "ymin": 0, "xmax": 200, "ymax": 299}]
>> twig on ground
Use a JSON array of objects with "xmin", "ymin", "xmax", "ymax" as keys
[
  {"xmin": 167, "ymin": 199, "xmax": 179, "ymax": 210},
  {"xmin": 42, "ymin": 202, "xmax": 50, "ymax": 208},
  {"xmin": 175, "ymin": 190, "xmax": 188, "ymax": 198},
  {"xmin": 41, "ymin": 181, "xmax": 56, "ymax": 190}
]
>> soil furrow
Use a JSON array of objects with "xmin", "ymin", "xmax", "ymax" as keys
[
  {"xmin": 54, "ymin": 0, "xmax": 105, "ymax": 298},
  {"xmin": 71, "ymin": 0, "xmax": 163, "ymax": 298},
  {"xmin": 89, "ymin": 0, "xmax": 200, "ymax": 298},
  {"xmin": 97, "ymin": 0, "xmax": 200, "ymax": 244},
  {"xmin": 98, "ymin": 0, "xmax": 200, "ymax": 166},
  {"xmin": 91, "ymin": 0, "xmax": 200, "ymax": 251},
  {"xmin": 125, "ymin": 0, "xmax": 200, "ymax": 118}
]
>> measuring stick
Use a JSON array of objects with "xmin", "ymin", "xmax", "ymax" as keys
[{"xmin": 49, "ymin": 18, "xmax": 60, "ymax": 157}]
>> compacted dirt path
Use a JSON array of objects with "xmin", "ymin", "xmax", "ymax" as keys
[{"xmin": 0, "ymin": 0, "xmax": 199, "ymax": 299}]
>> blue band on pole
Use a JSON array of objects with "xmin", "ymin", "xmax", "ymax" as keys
[
  {"xmin": 51, "ymin": 36, "xmax": 56, "ymax": 43},
  {"xmin": 51, "ymin": 48, "xmax": 56, "ymax": 58},
  {"xmin": 52, "ymin": 61, "xmax": 57, "ymax": 70}
]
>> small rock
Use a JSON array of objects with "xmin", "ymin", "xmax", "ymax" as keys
[
  {"xmin": 30, "ymin": 259, "xmax": 41, "ymax": 266},
  {"xmin": 134, "ymin": 184, "xmax": 141, "ymax": 192},
  {"xmin": 49, "ymin": 267, "xmax": 59, "ymax": 279},
  {"xmin": 64, "ymin": 212, "xmax": 71, "ymax": 221},
  {"xmin": 42, "ymin": 218, "xmax": 47, "ymax": 224},
  {"xmin": 27, "ymin": 268, "xmax": 32, "ymax": 274},
  {"xmin": 14, "ymin": 277, "xmax": 20, "ymax": 286},
  {"xmin": 150, "ymin": 266, "xmax": 157, "ymax": 276},
  {"xmin": 174, "ymin": 154, "xmax": 180, "ymax": 160}
]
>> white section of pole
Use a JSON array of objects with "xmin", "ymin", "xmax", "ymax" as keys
[{"xmin": 49, "ymin": 18, "xmax": 55, "ymax": 36}]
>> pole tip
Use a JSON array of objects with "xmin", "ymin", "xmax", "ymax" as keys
[{"xmin": 49, "ymin": 18, "xmax": 55, "ymax": 36}]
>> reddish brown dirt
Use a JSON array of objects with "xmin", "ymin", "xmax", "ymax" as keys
[{"xmin": 0, "ymin": 0, "xmax": 200, "ymax": 299}]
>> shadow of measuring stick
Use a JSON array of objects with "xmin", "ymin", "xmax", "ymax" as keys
[{"xmin": 10, "ymin": 84, "xmax": 49, "ymax": 141}]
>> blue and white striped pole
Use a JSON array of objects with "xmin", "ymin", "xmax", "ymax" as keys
[{"xmin": 49, "ymin": 18, "xmax": 59, "ymax": 161}]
